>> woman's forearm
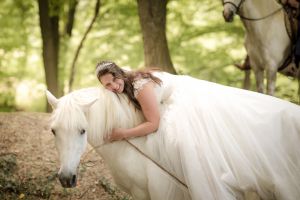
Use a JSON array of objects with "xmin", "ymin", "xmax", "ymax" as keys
[{"xmin": 124, "ymin": 121, "xmax": 159, "ymax": 138}]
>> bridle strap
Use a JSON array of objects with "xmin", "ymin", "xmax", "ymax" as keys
[
  {"xmin": 223, "ymin": 0, "xmax": 283, "ymax": 21},
  {"xmin": 223, "ymin": 0, "xmax": 245, "ymax": 13},
  {"xmin": 239, "ymin": 7, "xmax": 283, "ymax": 21}
]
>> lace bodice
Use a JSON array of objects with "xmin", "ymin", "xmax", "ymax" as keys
[
  {"xmin": 132, "ymin": 72, "xmax": 175, "ymax": 104},
  {"xmin": 133, "ymin": 78, "xmax": 152, "ymax": 98}
]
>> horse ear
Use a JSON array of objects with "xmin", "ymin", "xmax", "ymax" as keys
[
  {"xmin": 80, "ymin": 98, "xmax": 98, "ymax": 113},
  {"xmin": 46, "ymin": 90, "xmax": 59, "ymax": 109}
]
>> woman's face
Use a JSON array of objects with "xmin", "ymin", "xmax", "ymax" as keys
[{"xmin": 99, "ymin": 73, "xmax": 125, "ymax": 94}]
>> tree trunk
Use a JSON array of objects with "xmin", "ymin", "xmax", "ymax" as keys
[
  {"xmin": 38, "ymin": 0, "xmax": 60, "ymax": 112},
  {"xmin": 137, "ymin": 0, "xmax": 176, "ymax": 74},
  {"xmin": 65, "ymin": 0, "xmax": 78, "ymax": 37}
]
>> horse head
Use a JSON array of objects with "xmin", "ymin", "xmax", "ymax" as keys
[
  {"xmin": 222, "ymin": 0, "xmax": 245, "ymax": 22},
  {"xmin": 46, "ymin": 90, "xmax": 97, "ymax": 188}
]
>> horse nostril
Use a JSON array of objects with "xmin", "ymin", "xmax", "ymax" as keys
[
  {"xmin": 72, "ymin": 174, "xmax": 76, "ymax": 182},
  {"xmin": 71, "ymin": 175, "xmax": 77, "ymax": 187}
]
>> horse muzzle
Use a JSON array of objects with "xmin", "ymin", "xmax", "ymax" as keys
[
  {"xmin": 58, "ymin": 173, "xmax": 77, "ymax": 188},
  {"xmin": 223, "ymin": 9, "xmax": 235, "ymax": 22}
]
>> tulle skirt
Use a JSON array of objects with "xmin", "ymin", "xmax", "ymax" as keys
[{"xmin": 156, "ymin": 75, "xmax": 300, "ymax": 200}]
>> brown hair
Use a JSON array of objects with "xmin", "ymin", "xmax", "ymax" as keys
[{"xmin": 95, "ymin": 61, "xmax": 162, "ymax": 110}]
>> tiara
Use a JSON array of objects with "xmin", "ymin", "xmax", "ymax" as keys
[{"xmin": 95, "ymin": 61, "xmax": 114, "ymax": 76}]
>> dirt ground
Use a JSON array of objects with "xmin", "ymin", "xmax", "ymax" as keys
[{"xmin": 0, "ymin": 112, "xmax": 131, "ymax": 200}]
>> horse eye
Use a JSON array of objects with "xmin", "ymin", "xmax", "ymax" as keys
[
  {"xmin": 51, "ymin": 129, "xmax": 56, "ymax": 136},
  {"xmin": 80, "ymin": 129, "xmax": 86, "ymax": 135}
]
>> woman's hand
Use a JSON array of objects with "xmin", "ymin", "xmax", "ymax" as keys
[{"xmin": 105, "ymin": 128, "xmax": 127, "ymax": 142}]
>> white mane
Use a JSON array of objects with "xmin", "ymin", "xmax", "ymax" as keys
[
  {"xmin": 51, "ymin": 87, "xmax": 145, "ymax": 147},
  {"xmin": 50, "ymin": 93, "xmax": 89, "ymax": 132}
]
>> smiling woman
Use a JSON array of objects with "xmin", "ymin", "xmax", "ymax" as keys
[
  {"xmin": 95, "ymin": 61, "xmax": 162, "ymax": 142},
  {"xmin": 99, "ymin": 73, "xmax": 125, "ymax": 94}
]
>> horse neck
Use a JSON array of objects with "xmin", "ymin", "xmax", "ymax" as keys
[
  {"xmin": 86, "ymin": 89, "xmax": 144, "ymax": 147},
  {"xmin": 240, "ymin": 0, "xmax": 281, "ymax": 21},
  {"xmin": 239, "ymin": 0, "xmax": 283, "ymax": 36}
]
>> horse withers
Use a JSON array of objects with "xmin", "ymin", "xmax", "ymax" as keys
[{"xmin": 222, "ymin": 0, "xmax": 300, "ymax": 97}]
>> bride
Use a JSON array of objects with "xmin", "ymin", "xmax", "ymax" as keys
[{"xmin": 95, "ymin": 61, "xmax": 300, "ymax": 200}]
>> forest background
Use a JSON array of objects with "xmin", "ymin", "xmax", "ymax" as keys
[{"xmin": 1, "ymin": 0, "xmax": 298, "ymax": 112}]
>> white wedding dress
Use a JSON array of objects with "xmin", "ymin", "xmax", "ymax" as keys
[{"xmin": 132, "ymin": 72, "xmax": 300, "ymax": 200}]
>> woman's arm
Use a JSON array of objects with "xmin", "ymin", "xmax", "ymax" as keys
[{"xmin": 108, "ymin": 82, "xmax": 160, "ymax": 141}]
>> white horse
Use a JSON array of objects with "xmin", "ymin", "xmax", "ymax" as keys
[
  {"xmin": 46, "ymin": 86, "xmax": 265, "ymax": 200},
  {"xmin": 46, "ymin": 87, "xmax": 191, "ymax": 200},
  {"xmin": 222, "ymin": 0, "xmax": 300, "ymax": 96}
]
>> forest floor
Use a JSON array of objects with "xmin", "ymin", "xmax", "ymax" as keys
[{"xmin": 0, "ymin": 112, "xmax": 131, "ymax": 200}]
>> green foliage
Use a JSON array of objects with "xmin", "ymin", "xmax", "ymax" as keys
[
  {"xmin": 168, "ymin": 0, "xmax": 245, "ymax": 80},
  {"xmin": 68, "ymin": 0, "xmax": 144, "ymax": 89},
  {"xmin": 0, "ymin": 0, "xmax": 44, "ymax": 111},
  {"xmin": 0, "ymin": 0, "xmax": 298, "ymax": 111}
]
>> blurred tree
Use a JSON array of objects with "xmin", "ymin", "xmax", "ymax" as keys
[
  {"xmin": 137, "ymin": 0, "xmax": 176, "ymax": 73},
  {"xmin": 68, "ymin": 0, "xmax": 100, "ymax": 92},
  {"xmin": 58, "ymin": 0, "xmax": 78, "ymax": 94},
  {"xmin": 64, "ymin": 0, "xmax": 78, "ymax": 37},
  {"xmin": 37, "ymin": 0, "xmax": 60, "ymax": 111}
]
